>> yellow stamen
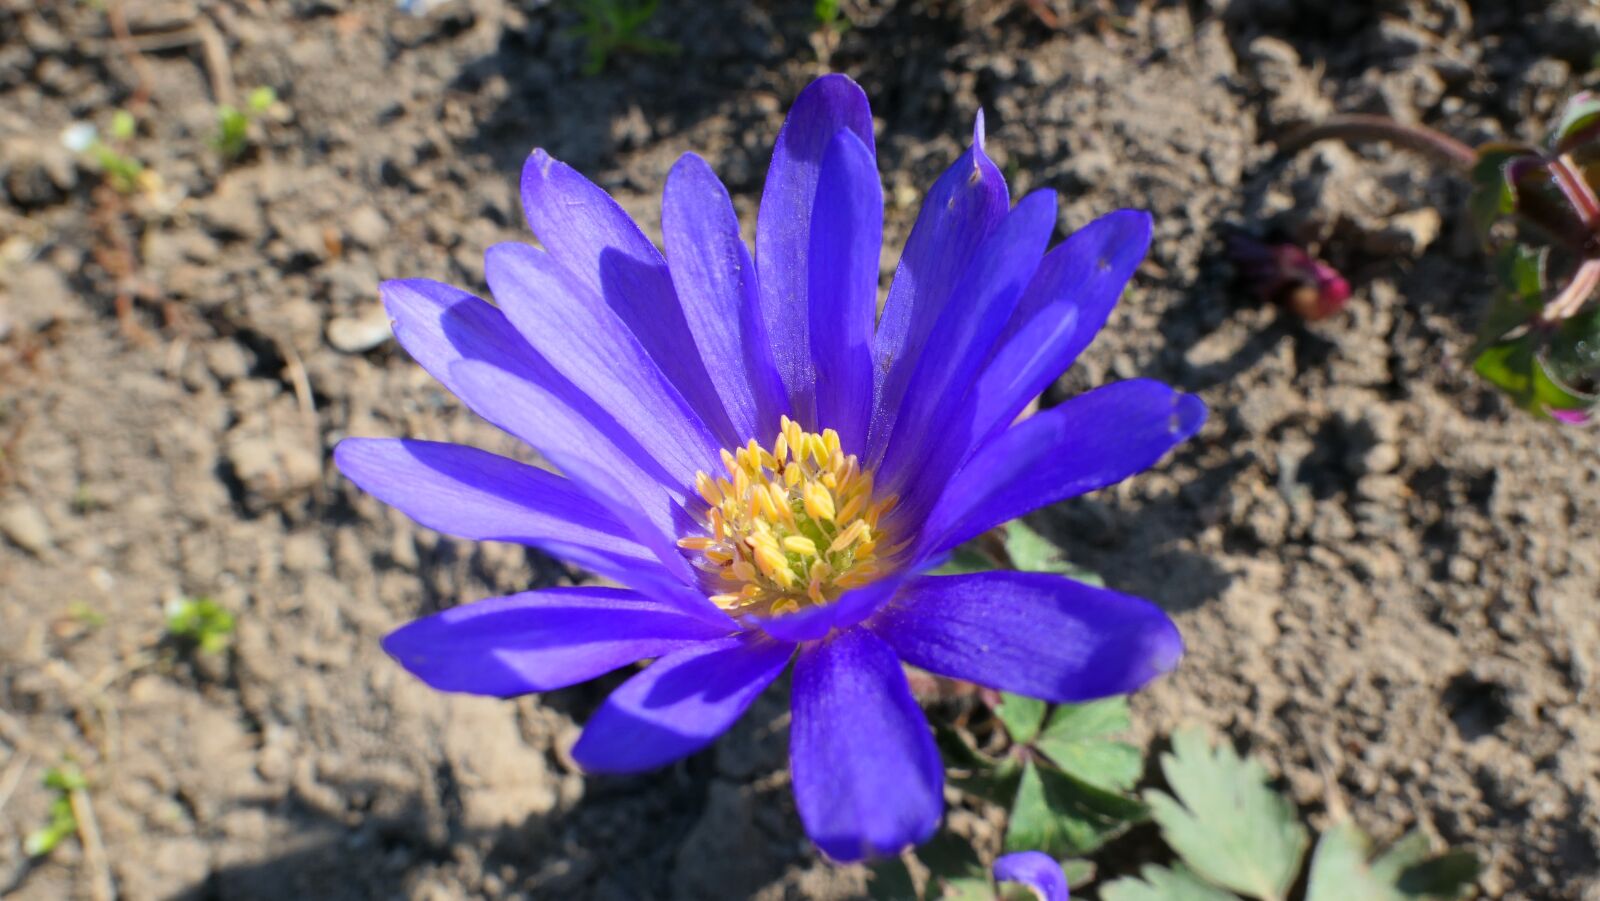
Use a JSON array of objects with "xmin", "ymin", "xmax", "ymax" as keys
[
  {"xmin": 784, "ymin": 535, "xmax": 819, "ymax": 556},
  {"xmin": 828, "ymin": 520, "xmax": 870, "ymax": 554},
  {"xmin": 802, "ymin": 482, "xmax": 835, "ymax": 522},
  {"xmin": 676, "ymin": 421, "xmax": 901, "ymax": 617}
]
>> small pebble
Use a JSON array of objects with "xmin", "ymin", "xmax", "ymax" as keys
[
  {"xmin": 0, "ymin": 502, "xmax": 54, "ymax": 556},
  {"xmin": 326, "ymin": 306, "xmax": 393, "ymax": 353}
]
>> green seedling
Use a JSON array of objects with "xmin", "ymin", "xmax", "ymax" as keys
[
  {"xmin": 24, "ymin": 764, "xmax": 86, "ymax": 858},
  {"xmin": 164, "ymin": 596, "xmax": 235, "ymax": 654},
  {"xmin": 61, "ymin": 114, "xmax": 146, "ymax": 194},
  {"xmin": 66, "ymin": 601, "xmax": 106, "ymax": 629},
  {"xmin": 814, "ymin": 0, "xmax": 847, "ymax": 32},
  {"xmin": 213, "ymin": 86, "xmax": 279, "ymax": 161},
  {"xmin": 564, "ymin": 0, "xmax": 679, "ymax": 76}
]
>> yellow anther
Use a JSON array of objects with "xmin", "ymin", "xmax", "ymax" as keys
[
  {"xmin": 784, "ymin": 535, "xmax": 819, "ymax": 556},
  {"xmin": 677, "ymin": 421, "xmax": 899, "ymax": 617},
  {"xmin": 695, "ymin": 472, "xmax": 721, "ymax": 505},
  {"xmin": 828, "ymin": 520, "xmax": 870, "ymax": 554},
  {"xmin": 802, "ymin": 482, "xmax": 836, "ymax": 522},
  {"xmin": 754, "ymin": 481, "xmax": 781, "ymax": 521},
  {"xmin": 836, "ymin": 491, "xmax": 867, "ymax": 525}
]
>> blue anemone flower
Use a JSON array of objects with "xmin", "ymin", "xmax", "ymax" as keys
[
  {"xmin": 335, "ymin": 74, "xmax": 1204, "ymax": 862},
  {"xmin": 994, "ymin": 851, "xmax": 1069, "ymax": 900}
]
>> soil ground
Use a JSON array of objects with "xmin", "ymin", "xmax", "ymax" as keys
[{"xmin": 2, "ymin": 0, "xmax": 1599, "ymax": 898}]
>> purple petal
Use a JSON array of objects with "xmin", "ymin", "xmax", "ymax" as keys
[
  {"xmin": 571, "ymin": 634, "xmax": 793, "ymax": 773},
  {"xmin": 333, "ymin": 438, "xmax": 674, "ymax": 587},
  {"xmin": 808, "ymin": 128, "xmax": 882, "ymax": 453},
  {"xmin": 382, "ymin": 587, "xmax": 732, "ymax": 697},
  {"xmin": 921, "ymin": 379, "xmax": 1205, "ymax": 554},
  {"xmin": 994, "ymin": 852, "xmax": 1069, "ymax": 901},
  {"xmin": 790, "ymin": 627, "xmax": 942, "ymax": 862},
  {"xmin": 756, "ymin": 74, "xmax": 874, "ymax": 425},
  {"xmin": 380, "ymin": 278, "xmax": 560, "ymax": 443},
  {"xmin": 380, "ymin": 279, "xmax": 704, "ymax": 593},
  {"xmin": 520, "ymin": 150, "xmax": 735, "ymax": 444},
  {"xmin": 448, "ymin": 359, "xmax": 717, "ymax": 615},
  {"xmin": 870, "ymin": 571, "xmax": 1182, "ymax": 702},
  {"xmin": 485, "ymin": 242, "xmax": 722, "ymax": 490},
  {"xmin": 662, "ymin": 153, "xmax": 790, "ymax": 443},
  {"xmin": 869, "ymin": 112, "xmax": 1010, "ymax": 463},
  {"xmin": 971, "ymin": 209, "xmax": 1153, "ymax": 445},
  {"xmin": 877, "ymin": 190, "xmax": 1058, "ymax": 528}
]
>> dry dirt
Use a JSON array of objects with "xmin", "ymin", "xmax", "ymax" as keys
[{"xmin": 2, "ymin": 0, "xmax": 1599, "ymax": 899}]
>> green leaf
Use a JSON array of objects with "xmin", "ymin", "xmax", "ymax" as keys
[
  {"xmin": 1005, "ymin": 759, "xmax": 1146, "ymax": 858},
  {"xmin": 1468, "ymin": 143, "xmax": 1536, "ymax": 238},
  {"xmin": 1554, "ymin": 91, "xmax": 1600, "ymax": 152},
  {"xmin": 1533, "ymin": 351, "xmax": 1597, "ymax": 418},
  {"xmin": 1001, "ymin": 522, "xmax": 1104, "ymax": 586},
  {"xmin": 25, "ymin": 768, "xmax": 84, "ymax": 858},
  {"xmin": 1035, "ymin": 697, "xmax": 1143, "ymax": 792},
  {"xmin": 247, "ymin": 86, "xmax": 278, "ymax": 114},
  {"xmin": 42, "ymin": 765, "xmax": 86, "ymax": 792},
  {"xmin": 1101, "ymin": 864, "xmax": 1242, "ymax": 901},
  {"xmin": 868, "ymin": 856, "xmax": 920, "ymax": 901},
  {"xmin": 110, "ymin": 109, "xmax": 136, "ymax": 141},
  {"xmin": 937, "ymin": 877, "xmax": 994, "ymax": 901},
  {"xmin": 996, "ymin": 693, "xmax": 1048, "ymax": 744},
  {"xmin": 1541, "ymin": 306, "xmax": 1600, "ymax": 409},
  {"xmin": 1473, "ymin": 246, "xmax": 1547, "ymax": 351},
  {"xmin": 1061, "ymin": 858, "xmax": 1096, "ymax": 888},
  {"xmin": 1474, "ymin": 335, "xmax": 1539, "ymax": 409},
  {"xmin": 1144, "ymin": 729, "xmax": 1309, "ymax": 901},
  {"xmin": 165, "ymin": 596, "xmax": 236, "ymax": 654},
  {"xmin": 1307, "ymin": 822, "xmax": 1478, "ymax": 901}
]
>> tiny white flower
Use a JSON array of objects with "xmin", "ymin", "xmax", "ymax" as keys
[{"xmin": 60, "ymin": 122, "xmax": 98, "ymax": 153}]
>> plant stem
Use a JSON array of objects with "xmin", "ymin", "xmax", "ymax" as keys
[
  {"xmin": 1542, "ymin": 258, "xmax": 1600, "ymax": 324},
  {"xmin": 1277, "ymin": 114, "xmax": 1477, "ymax": 172},
  {"xmin": 1551, "ymin": 154, "xmax": 1600, "ymax": 231}
]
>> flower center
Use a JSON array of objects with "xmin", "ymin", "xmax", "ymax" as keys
[{"xmin": 678, "ymin": 416, "xmax": 900, "ymax": 617}]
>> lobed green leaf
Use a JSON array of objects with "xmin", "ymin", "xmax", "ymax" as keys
[
  {"xmin": 1101, "ymin": 863, "xmax": 1242, "ymax": 901},
  {"xmin": 1144, "ymin": 729, "xmax": 1308, "ymax": 901}
]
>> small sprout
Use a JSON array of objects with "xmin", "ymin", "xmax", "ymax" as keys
[
  {"xmin": 165, "ymin": 596, "xmax": 235, "ymax": 654},
  {"xmin": 1225, "ymin": 231, "xmax": 1352, "ymax": 322},
  {"xmin": 67, "ymin": 601, "xmax": 106, "ymax": 629},
  {"xmin": 564, "ymin": 0, "xmax": 679, "ymax": 76},
  {"xmin": 60, "ymin": 115, "xmax": 147, "ymax": 194},
  {"xmin": 213, "ymin": 86, "xmax": 280, "ymax": 161},
  {"xmin": 24, "ymin": 764, "xmax": 86, "ymax": 858},
  {"xmin": 247, "ymin": 85, "xmax": 278, "ymax": 114},
  {"xmin": 814, "ymin": 0, "xmax": 846, "ymax": 31},
  {"xmin": 109, "ymin": 109, "xmax": 137, "ymax": 142}
]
